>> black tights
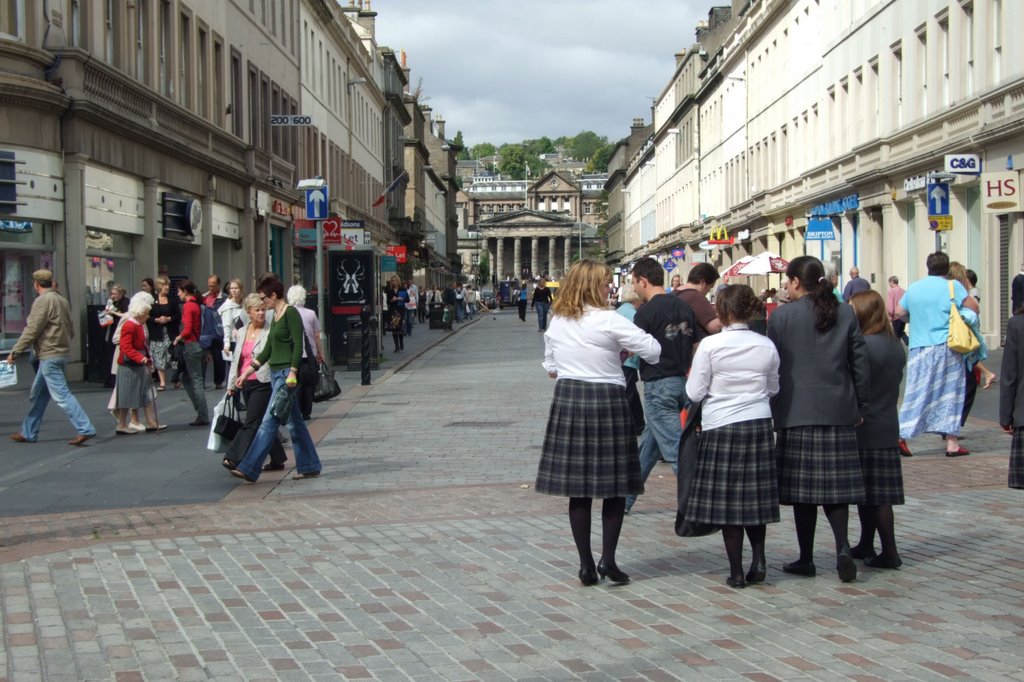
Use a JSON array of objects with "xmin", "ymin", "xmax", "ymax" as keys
[
  {"xmin": 854, "ymin": 504, "xmax": 900, "ymax": 560},
  {"xmin": 792, "ymin": 503, "xmax": 851, "ymax": 563},
  {"xmin": 722, "ymin": 525, "xmax": 766, "ymax": 582},
  {"xmin": 568, "ymin": 497, "xmax": 626, "ymax": 570}
]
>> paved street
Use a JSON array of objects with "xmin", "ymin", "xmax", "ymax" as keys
[{"xmin": 1, "ymin": 310, "xmax": 1023, "ymax": 680}]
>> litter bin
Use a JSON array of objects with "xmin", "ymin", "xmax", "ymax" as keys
[
  {"xmin": 428, "ymin": 303, "xmax": 445, "ymax": 329},
  {"xmin": 346, "ymin": 315, "xmax": 379, "ymax": 371}
]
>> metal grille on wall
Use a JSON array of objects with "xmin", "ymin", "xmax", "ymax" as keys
[{"xmin": 1000, "ymin": 215, "xmax": 1010, "ymax": 342}]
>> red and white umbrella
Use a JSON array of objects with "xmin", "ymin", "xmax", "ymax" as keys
[
  {"xmin": 737, "ymin": 252, "xmax": 789, "ymax": 276},
  {"xmin": 719, "ymin": 255, "xmax": 755, "ymax": 279}
]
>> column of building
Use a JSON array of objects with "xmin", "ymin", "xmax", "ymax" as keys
[
  {"xmin": 547, "ymin": 237, "xmax": 556, "ymax": 278},
  {"xmin": 530, "ymin": 237, "xmax": 539, "ymax": 278},
  {"xmin": 495, "ymin": 237, "xmax": 504, "ymax": 282},
  {"xmin": 513, "ymin": 237, "xmax": 521, "ymax": 281},
  {"xmin": 563, "ymin": 236, "xmax": 570, "ymax": 274}
]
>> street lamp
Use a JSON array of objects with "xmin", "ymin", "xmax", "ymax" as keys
[{"xmin": 296, "ymin": 176, "xmax": 327, "ymax": 356}]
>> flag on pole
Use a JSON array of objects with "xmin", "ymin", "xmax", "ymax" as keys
[{"xmin": 372, "ymin": 170, "xmax": 409, "ymax": 207}]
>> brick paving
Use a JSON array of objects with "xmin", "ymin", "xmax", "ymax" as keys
[{"xmin": 1, "ymin": 311, "xmax": 1023, "ymax": 680}]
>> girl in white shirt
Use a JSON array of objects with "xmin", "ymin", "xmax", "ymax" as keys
[
  {"xmin": 535, "ymin": 260, "xmax": 661, "ymax": 587},
  {"xmin": 684, "ymin": 284, "xmax": 781, "ymax": 589}
]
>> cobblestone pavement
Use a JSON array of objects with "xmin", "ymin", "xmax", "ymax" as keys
[{"xmin": 1, "ymin": 311, "xmax": 1023, "ymax": 680}]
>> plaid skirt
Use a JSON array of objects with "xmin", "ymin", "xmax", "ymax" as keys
[
  {"xmin": 1011, "ymin": 428, "xmax": 1024, "ymax": 490},
  {"xmin": 859, "ymin": 447, "xmax": 905, "ymax": 505},
  {"xmin": 685, "ymin": 418, "xmax": 780, "ymax": 526},
  {"xmin": 115, "ymin": 363, "xmax": 153, "ymax": 409},
  {"xmin": 777, "ymin": 426, "xmax": 864, "ymax": 505},
  {"xmin": 150, "ymin": 337, "xmax": 172, "ymax": 371},
  {"xmin": 535, "ymin": 379, "xmax": 642, "ymax": 498}
]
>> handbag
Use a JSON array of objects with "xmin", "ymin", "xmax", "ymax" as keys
[
  {"xmin": 270, "ymin": 384, "xmax": 297, "ymax": 422},
  {"xmin": 675, "ymin": 402, "xmax": 721, "ymax": 538},
  {"xmin": 947, "ymin": 281, "xmax": 980, "ymax": 354},
  {"xmin": 213, "ymin": 393, "xmax": 242, "ymax": 441},
  {"xmin": 313, "ymin": 361, "xmax": 342, "ymax": 403},
  {"xmin": 298, "ymin": 334, "xmax": 319, "ymax": 387}
]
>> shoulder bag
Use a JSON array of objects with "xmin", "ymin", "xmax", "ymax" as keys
[{"xmin": 947, "ymin": 281, "xmax": 980, "ymax": 354}]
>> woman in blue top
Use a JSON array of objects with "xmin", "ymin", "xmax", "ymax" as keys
[
  {"xmin": 518, "ymin": 280, "xmax": 529, "ymax": 322},
  {"xmin": 895, "ymin": 252, "xmax": 979, "ymax": 457}
]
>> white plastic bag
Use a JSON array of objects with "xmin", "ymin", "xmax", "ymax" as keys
[
  {"xmin": 0, "ymin": 362, "xmax": 16, "ymax": 389},
  {"xmin": 207, "ymin": 395, "xmax": 228, "ymax": 452}
]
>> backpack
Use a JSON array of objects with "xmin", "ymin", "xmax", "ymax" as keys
[{"xmin": 198, "ymin": 303, "xmax": 223, "ymax": 349}]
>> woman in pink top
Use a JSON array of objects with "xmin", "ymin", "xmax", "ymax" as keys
[{"xmin": 222, "ymin": 294, "xmax": 287, "ymax": 471}]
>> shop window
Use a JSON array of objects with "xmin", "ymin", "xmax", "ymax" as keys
[
  {"xmin": 85, "ymin": 229, "xmax": 134, "ymax": 305},
  {"xmin": 0, "ymin": 221, "xmax": 53, "ymax": 351}
]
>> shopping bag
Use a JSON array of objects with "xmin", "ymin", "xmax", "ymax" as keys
[
  {"xmin": 675, "ymin": 402, "xmax": 721, "ymax": 538},
  {"xmin": 270, "ymin": 385, "xmax": 296, "ymax": 423},
  {"xmin": 207, "ymin": 396, "xmax": 228, "ymax": 452},
  {"xmin": 213, "ymin": 394, "xmax": 242, "ymax": 441},
  {"xmin": 0, "ymin": 362, "xmax": 17, "ymax": 389},
  {"xmin": 313, "ymin": 361, "xmax": 342, "ymax": 403}
]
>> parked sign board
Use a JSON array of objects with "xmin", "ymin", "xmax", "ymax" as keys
[
  {"xmin": 944, "ymin": 154, "xmax": 981, "ymax": 175},
  {"xmin": 981, "ymin": 171, "xmax": 1021, "ymax": 214}
]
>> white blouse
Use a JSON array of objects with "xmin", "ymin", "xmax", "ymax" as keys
[
  {"xmin": 685, "ymin": 323, "xmax": 780, "ymax": 431},
  {"xmin": 542, "ymin": 306, "xmax": 661, "ymax": 386}
]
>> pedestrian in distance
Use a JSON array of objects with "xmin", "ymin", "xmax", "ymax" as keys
[
  {"xmin": 895, "ymin": 252, "xmax": 979, "ymax": 457},
  {"xmin": 384, "ymin": 276, "xmax": 407, "ymax": 352},
  {"xmin": 842, "ymin": 266, "xmax": 871, "ymax": 303},
  {"xmin": 8, "ymin": 270, "xmax": 97, "ymax": 446},
  {"xmin": 999, "ymin": 304, "xmax": 1024, "ymax": 490},
  {"xmin": 532, "ymin": 279, "xmax": 553, "ymax": 332},
  {"xmin": 172, "ymin": 280, "xmax": 211, "ymax": 426},
  {"xmin": 222, "ymin": 293, "xmax": 287, "ymax": 472},
  {"xmin": 113, "ymin": 292, "xmax": 166, "ymax": 434},
  {"xmin": 109, "ymin": 290, "xmax": 154, "ymax": 432},
  {"xmin": 615, "ymin": 282, "xmax": 646, "ymax": 438},
  {"xmin": 624, "ymin": 256, "xmax": 697, "ymax": 514},
  {"xmin": 885, "ymin": 275, "xmax": 908, "ymax": 346},
  {"xmin": 231, "ymin": 275, "xmax": 323, "ymax": 483},
  {"xmin": 148, "ymin": 276, "xmax": 179, "ymax": 391},
  {"xmin": 675, "ymin": 262, "xmax": 723, "ymax": 343},
  {"xmin": 405, "ymin": 278, "xmax": 419, "ymax": 334},
  {"xmin": 102, "ymin": 283, "xmax": 129, "ymax": 387},
  {"xmin": 684, "ymin": 284, "xmax": 780, "ymax": 589},
  {"xmin": 767, "ymin": 255, "xmax": 869, "ymax": 583},
  {"xmin": 965, "ymin": 268, "xmax": 998, "ymax": 389},
  {"xmin": 202, "ymin": 274, "xmax": 228, "ymax": 389},
  {"xmin": 535, "ymin": 259, "xmax": 661, "ymax": 586},
  {"xmin": 517, "ymin": 280, "xmax": 529, "ymax": 322},
  {"xmin": 949, "ymin": 262, "xmax": 990, "ymax": 433},
  {"xmin": 218, "ymin": 278, "xmax": 249, "ymax": 362},
  {"xmin": 848, "ymin": 290, "xmax": 906, "ymax": 569},
  {"xmin": 441, "ymin": 282, "xmax": 456, "ymax": 331},
  {"xmin": 1011, "ymin": 262, "xmax": 1024, "ymax": 317},
  {"xmin": 287, "ymin": 284, "xmax": 324, "ymax": 421}
]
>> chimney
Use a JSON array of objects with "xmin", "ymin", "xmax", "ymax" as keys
[
  {"xmin": 435, "ymin": 116, "xmax": 446, "ymax": 141},
  {"xmin": 357, "ymin": 3, "xmax": 377, "ymax": 36},
  {"xmin": 631, "ymin": 117, "xmax": 646, "ymax": 129}
]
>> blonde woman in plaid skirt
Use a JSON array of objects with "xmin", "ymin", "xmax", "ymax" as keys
[
  {"xmin": 684, "ymin": 285, "xmax": 780, "ymax": 589},
  {"xmin": 535, "ymin": 260, "xmax": 661, "ymax": 586}
]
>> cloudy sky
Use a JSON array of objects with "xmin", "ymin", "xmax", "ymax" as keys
[{"xmin": 373, "ymin": 0, "xmax": 709, "ymax": 147}]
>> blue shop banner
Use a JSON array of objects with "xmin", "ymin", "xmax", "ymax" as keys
[{"xmin": 804, "ymin": 217, "xmax": 837, "ymax": 241}]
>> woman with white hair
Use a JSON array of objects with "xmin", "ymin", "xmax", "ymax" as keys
[
  {"xmin": 287, "ymin": 284, "xmax": 324, "ymax": 421},
  {"xmin": 115, "ymin": 293, "xmax": 165, "ymax": 434}
]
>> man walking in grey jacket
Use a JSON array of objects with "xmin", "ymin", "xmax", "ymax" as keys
[{"xmin": 8, "ymin": 270, "xmax": 97, "ymax": 446}]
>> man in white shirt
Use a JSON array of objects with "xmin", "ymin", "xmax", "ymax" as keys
[{"xmin": 405, "ymin": 279, "xmax": 418, "ymax": 336}]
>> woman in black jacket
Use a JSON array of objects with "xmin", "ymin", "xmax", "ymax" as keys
[
  {"xmin": 848, "ymin": 290, "xmax": 906, "ymax": 569},
  {"xmin": 766, "ymin": 256, "xmax": 869, "ymax": 583}
]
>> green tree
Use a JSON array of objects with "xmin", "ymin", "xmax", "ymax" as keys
[
  {"xmin": 477, "ymin": 252, "xmax": 490, "ymax": 286},
  {"xmin": 470, "ymin": 142, "xmax": 496, "ymax": 160},
  {"xmin": 567, "ymin": 131, "xmax": 607, "ymax": 162},
  {"xmin": 497, "ymin": 144, "xmax": 527, "ymax": 179},
  {"xmin": 523, "ymin": 136, "xmax": 556, "ymax": 157},
  {"xmin": 453, "ymin": 131, "xmax": 470, "ymax": 160},
  {"xmin": 587, "ymin": 142, "xmax": 615, "ymax": 172}
]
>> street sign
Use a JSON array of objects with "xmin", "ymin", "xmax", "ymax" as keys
[
  {"xmin": 663, "ymin": 259, "xmax": 677, "ymax": 272},
  {"xmin": 929, "ymin": 215, "xmax": 953, "ymax": 232},
  {"xmin": 927, "ymin": 182, "xmax": 950, "ymax": 215},
  {"xmin": 270, "ymin": 115, "xmax": 313, "ymax": 126},
  {"xmin": 804, "ymin": 217, "xmax": 836, "ymax": 241},
  {"xmin": 945, "ymin": 154, "xmax": 981, "ymax": 175},
  {"xmin": 305, "ymin": 187, "xmax": 328, "ymax": 220},
  {"xmin": 322, "ymin": 217, "xmax": 342, "ymax": 245}
]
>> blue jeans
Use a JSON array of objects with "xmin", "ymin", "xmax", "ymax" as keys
[
  {"xmin": 626, "ymin": 375, "xmax": 687, "ymax": 511},
  {"xmin": 535, "ymin": 302, "xmax": 550, "ymax": 330},
  {"xmin": 456, "ymin": 300, "xmax": 465, "ymax": 322},
  {"xmin": 405, "ymin": 308, "xmax": 416, "ymax": 335},
  {"xmin": 21, "ymin": 357, "xmax": 96, "ymax": 441},
  {"xmin": 235, "ymin": 369, "xmax": 322, "ymax": 480}
]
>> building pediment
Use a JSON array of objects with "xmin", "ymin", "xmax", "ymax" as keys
[
  {"xmin": 531, "ymin": 170, "xmax": 578, "ymax": 193},
  {"xmin": 477, "ymin": 209, "xmax": 574, "ymax": 228}
]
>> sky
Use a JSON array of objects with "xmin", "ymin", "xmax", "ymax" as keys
[{"xmin": 373, "ymin": 0, "xmax": 710, "ymax": 148}]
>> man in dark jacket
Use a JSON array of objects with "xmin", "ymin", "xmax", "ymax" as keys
[{"xmin": 441, "ymin": 282, "xmax": 457, "ymax": 331}]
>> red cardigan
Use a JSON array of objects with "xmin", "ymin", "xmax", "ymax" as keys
[
  {"xmin": 118, "ymin": 319, "xmax": 149, "ymax": 365},
  {"xmin": 180, "ymin": 298, "xmax": 201, "ymax": 342}
]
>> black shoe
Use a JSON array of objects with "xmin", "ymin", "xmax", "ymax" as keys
[
  {"xmin": 727, "ymin": 575, "xmax": 747, "ymax": 589},
  {"xmin": 782, "ymin": 560, "xmax": 816, "ymax": 577},
  {"xmin": 850, "ymin": 544, "xmax": 878, "ymax": 560},
  {"xmin": 597, "ymin": 559, "xmax": 630, "ymax": 585},
  {"xmin": 189, "ymin": 418, "xmax": 210, "ymax": 427},
  {"xmin": 865, "ymin": 554, "xmax": 903, "ymax": 569},
  {"xmin": 837, "ymin": 548, "xmax": 857, "ymax": 582},
  {"xmin": 262, "ymin": 463, "xmax": 286, "ymax": 472},
  {"xmin": 745, "ymin": 562, "xmax": 766, "ymax": 584},
  {"xmin": 578, "ymin": 567, "xmax": 600, "ymax": 586}
]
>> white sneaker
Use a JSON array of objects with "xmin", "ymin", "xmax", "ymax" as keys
[{"xmin": 127, "ymin": 422, "xmax": 146, "ymax": 433}]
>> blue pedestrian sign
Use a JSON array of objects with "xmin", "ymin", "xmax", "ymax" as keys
[
  {"xmin": 927, "ymin": 182, "xmax": 949, "ymax": 216},
  {"xmin": 305, "ymin": 187, "xmax": 329, "ymax": 220}
]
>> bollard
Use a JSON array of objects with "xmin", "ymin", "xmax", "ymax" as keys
[{"xmin": 360, "ymin": 306, "xmax": 371, "ymax": 385}]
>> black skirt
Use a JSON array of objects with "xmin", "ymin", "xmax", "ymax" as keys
[
  {"xmin": 535, "ymin": 379, "xmax": 642, "ymax": 498},
  {"xmin": 1011, "ymin": 428, "xmax": 1024, "ymax": 490},
  {"xmin": 777, "ymin": 425, "xmax": 865, "ymax": 505},
  {"xmin": 685, "ymin": 418, "xmax": 779, "ymax": 526},
  {"xmin": 858, "ymin": 447, "xmax": 905, "ymax": 505}
]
